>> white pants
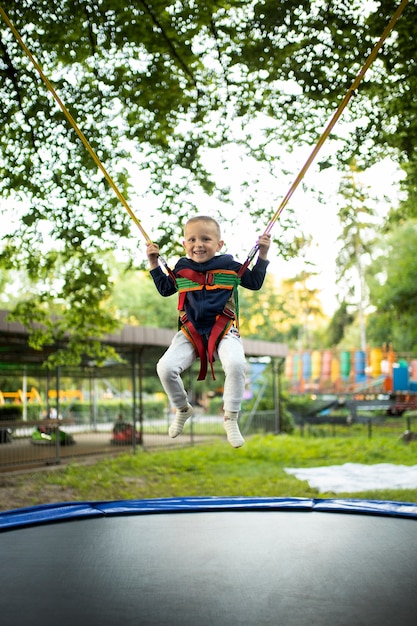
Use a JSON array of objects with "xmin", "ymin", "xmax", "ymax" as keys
[{"xmin": 156, "ymin": 328, "xmax": 247, "ymax": 412}]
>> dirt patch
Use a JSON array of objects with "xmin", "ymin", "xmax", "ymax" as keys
[
  {"xmin": 0, "ymin": 456, "xmax": 104, "ymax": 512},
  {"xmin": 0, "ymin": 474, "xmax": 78, "ymax": 511}
]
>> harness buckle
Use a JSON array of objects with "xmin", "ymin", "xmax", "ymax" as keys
[{"xmin": 205, "ymin": 272, "xmax": 214, "ymax": 286}]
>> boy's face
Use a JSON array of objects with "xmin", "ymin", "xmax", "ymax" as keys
[{"xmin": 183, "ymin": 220, "xmax": 224, "ymax": 263}]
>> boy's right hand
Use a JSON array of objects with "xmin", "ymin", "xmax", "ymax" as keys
[{"xmin": 146, "ymin": 242, "xmax": 160, "ymax": 269}]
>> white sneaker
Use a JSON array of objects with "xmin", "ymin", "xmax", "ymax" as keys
[
  {"xmin": 169, "ymin": 404, "xmax": 193, "ymax": 438},
  {"xmin": 223, "ymin": 414, "xmax": 245, "ymax": 448}
]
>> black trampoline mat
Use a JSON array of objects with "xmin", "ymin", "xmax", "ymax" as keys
[{"xmin": 2, "ymin": 510, "xmax": 417, "ymax": 625}]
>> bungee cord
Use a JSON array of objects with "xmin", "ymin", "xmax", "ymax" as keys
[{"xmin": 1, "ymin": 0, "xmax": 409, "ymax": 273}]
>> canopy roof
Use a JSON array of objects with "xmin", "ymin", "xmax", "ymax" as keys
[{"xmin": 0, "ymin": 309, "xmax": 287, "ymax": 378}]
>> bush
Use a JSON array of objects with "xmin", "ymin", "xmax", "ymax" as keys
[
  {"xmin": 0, "ymin": 403, "xmax": 44, "ymax": 422},
  {"xmin": 142, "ymin": 400, "xmax": 167, "ymax": 420},
  {"xmin": 45, "ymin": 399, "xmax": 168, "ymax": 423},
  {"xmin": 0, "ymin": 404, "xmax": 22, "ymax": 421},
  {"xmin": 286, "ymin": 395, "xmax": 335, "ymax": 419},
  {"xmin": 244, "ymin": 408, "xmax": 295, "ymax": 434}
]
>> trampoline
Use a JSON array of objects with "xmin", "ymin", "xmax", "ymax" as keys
[{"xmin": 1, "ymin": 496, "xmax": 417, "ymax": 625}]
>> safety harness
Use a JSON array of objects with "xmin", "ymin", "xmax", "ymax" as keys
[{"xmin": 175, "ymin": 267, "xmax": 243, "ymax": 380}]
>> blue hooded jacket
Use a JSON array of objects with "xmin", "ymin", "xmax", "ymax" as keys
[{"xmin": 150, "ymin": 254, "xmax": 269, "ymax": 335}]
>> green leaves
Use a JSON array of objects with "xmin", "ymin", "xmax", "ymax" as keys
[{"xmin": 366, "ymin": 222, "xmax": 417, "ymax": 352}]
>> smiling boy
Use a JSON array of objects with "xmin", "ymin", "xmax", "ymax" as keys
[{"xmin": 146, "ymin": 216, "xmax": 270, "ymax": 447}]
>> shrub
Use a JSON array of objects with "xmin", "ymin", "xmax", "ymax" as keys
[{"xmin": 0, "ymin": 404, "xmax": 22, "ymax": 421}]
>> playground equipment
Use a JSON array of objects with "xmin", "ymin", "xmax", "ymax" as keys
[
  {"xmin": 0, "ymin": 497, "xmax": 416, "ymax": 626},
  {"xmin": 0, "ymin": 387, "xmax": 41, "ymax": 405},
  {"xmin": 48, "ymin": 389, "xmax": 84, "ymax": 402},
  {"xmin": 0, "ymin": 387, "xmax": 83, "ymax": 405},
  {"xmin": 111, "ymin": 418, "xmax": 141, "ymax": 445},
  {"xmin": 285, "ymin": 346, "xmax": 417, "ymax": 395},
  {"xmin": 31, "ymin": 424, "xmax": 75, "ymax": 446}
]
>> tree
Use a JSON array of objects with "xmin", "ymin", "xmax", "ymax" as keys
[
  {"xmin": 1, "ymin": 0, "xmax": 416, "ymax": 364},
  {"xmin": 366, "ymin": 222, "xmax": 417, "ymax": 352},
  {"xmin": 334, "ymin": 162, "xmax": 379, "ymax": 349},
  {"xmin": 279, "ymin": 271, "xmax": 325, "ymax": 350},
  {"xmin": 238, "ymin": 273, "xmax": 289, "ymax": 342},
  {"xmin": 109, "ymin": 265, "xmax": 178, "ymax": 329},
  {"xmin": 325, "ymin": 301, "xmax": 355, "ymax": 348}
]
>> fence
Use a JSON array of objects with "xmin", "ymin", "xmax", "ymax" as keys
[
  {"xmin": 0, "ymin": 410, "xmax": 273, "ymax": 472},
  {"xmin": 1, "ymin": 409, "xmax": 416, "ymax": 472},
  {"xmin": 0, "ymin": 406, "xmax": 287, "ymax": 471}
]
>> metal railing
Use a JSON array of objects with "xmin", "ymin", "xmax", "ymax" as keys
[{"xmin": 1, "ymin": 410, "xmax": 415, "ymax": 472}]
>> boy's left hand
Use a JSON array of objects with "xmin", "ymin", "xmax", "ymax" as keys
[{"xmin": 257, "ymin": 233, "xmax": 271, "ymax": 260}]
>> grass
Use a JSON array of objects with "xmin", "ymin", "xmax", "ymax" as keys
[{"xmin": 1, "ymin": 432, "xmax": 417, "ymax": 512}]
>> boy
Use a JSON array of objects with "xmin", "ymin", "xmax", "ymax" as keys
[{"xmin": 146, "ymin": 216, "xmax": 271, "ymax": 447}]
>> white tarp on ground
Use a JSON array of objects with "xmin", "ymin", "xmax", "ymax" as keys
[{"xmin": 284, "ymin": 463, "xmax": 417, "ymax": 494}]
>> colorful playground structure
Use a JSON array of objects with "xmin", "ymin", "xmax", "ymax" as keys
[
  {"xmin": 0, "ymin": 388, "xmax": 83, "ymax": 405},
  {"xmin": 47, "ymin": 389, "xmax": 84, "ymax": 402},
  {"xmin": 0, "ymin": 387, "xmax": 41, "ymax": 405},
  {"xmin": 284, "ymin": 345, "xmax": 417, "ymax": 395}
]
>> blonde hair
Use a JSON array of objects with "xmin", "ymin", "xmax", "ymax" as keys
[{"xmin": 184, "ymin": 216, "xmax": 221, "ymax": 238}]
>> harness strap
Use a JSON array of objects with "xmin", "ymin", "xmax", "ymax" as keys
[
  {"xmin": 177, "ymin": 267, "xmax": 239, "ymax": 286},
  {"xmin": 175, "ymin": 266, "xmax": 243, "ymax": 380},
  {"xmin": 206, "ymin": 309, "xmax": 235, "ymax": 379},
  {"xmin": 176, "ymin": 268, "xmax": 240, "ymax": 312},
  {"xmin": 180, "ymin": 314, "xmax": 209, "ymax": 380},
  {"xmin": 237, "ymin": 259, "xmax": 250, "ymax": 278},
  {"xmin": 180, "ymin": 307, "xmax": 236, "ymax": 381}
]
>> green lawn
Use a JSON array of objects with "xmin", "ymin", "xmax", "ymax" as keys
[{"xmin": 3, "ymin": 433, "xmax": 417, "ymax": 511}]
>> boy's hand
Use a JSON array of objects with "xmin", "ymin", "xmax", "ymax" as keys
[
  {"xmin": 257, "ymin": 233, "xmax": 271, "ymax": 260},
  {"xmin": 146, "ymin": 242, "xmax": 160, "ymax": 269}
]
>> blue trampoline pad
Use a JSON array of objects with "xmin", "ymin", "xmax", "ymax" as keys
[{"xmin": 1, "ymin": 497, "xmax": 417, "ymax": 626}]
